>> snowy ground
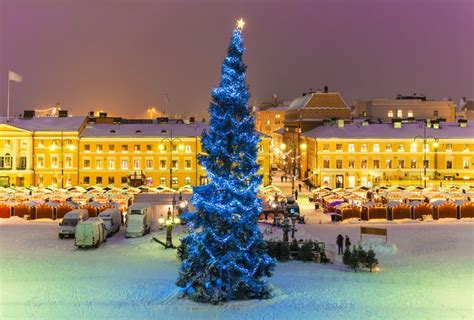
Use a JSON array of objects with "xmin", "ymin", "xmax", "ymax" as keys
[{"xmin": 1, "ymin": 218, "xmax": 473, "ymax": 320}]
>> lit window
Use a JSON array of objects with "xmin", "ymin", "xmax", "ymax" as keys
[
  {"xmin": 185, "ymin": 145, "xmax": 192, "ymax": 153},
  {"xmin": 373, "ymin": 160, "xmax": 380, "ymax": 168},
  {"xmin": 463, "ymin": 159, "xmax": 470, "ymax": 169},
  {"xmin": 133, "ymin": 159, "xmax": 140, "ymax": 169},
  {"xmin": 38, "ymin": 140, "xmax": 44, "ymax": 148},
  {"xmin": 446, "ymin": 144, "xmax": 452, "ymax": 152},
  {"xmin": 275, "ymin": 114, "xmax": 281, "ymax": 119},
  {"xmin": 172, "ymin": 177, "xmax": 178, "ymax": 185},
  {"xmin": 146, "ymin": 159, "xmax": 153, "ymax": 169},
  {"xmin": 386, "ymin": 159, "xmax": 392, "ymax": 168},
  {"xmin": 108, "ymin": 159, "xmax": 115, "ymax": 169},
  {"xmin": 387, "ymin": 110, "xmax": 394, "ymax": 118},
  {"xmin": 361, "ymin": 144, "xmax": 367, "ymax": 152},
  {"xmin": 410, "ymin": 143, "xmax": 417, "ymax": 152},
  {"xmin": 134, "ymin": 145, "xmax": 141, "ymax": 152},
  {"xmin": 373, "ymin": 144, "xmax": 380, "ymax": 152},
  {"xmin": 65, "ymin": 156, "xmax": 72, "ymax": 168},
  {"xmin": 398, "ymin": 144, "xmax": 405, "ymax": 152},
  {"xmin": 397, "ymin": 110, "xmax": 403, "ymax": 118},
  {"xmin": 361, "ymin": 160, "xmax": 368, "ymax": 168},
  {"xmin": 96, "ymin": 159, "xmax": 103, "ymax": 169},
  {"xmin": 386, "ymin": 144, "xmax": 392, "ymax": 152},
  {"xmin": 121, "ymin": 160, "xmax": 128, "ymax": 169},
  {"xmin": 51, "ymin": 156, "xmax": 59, "ymax": 168},
  {"xmin": 37, "ymin": 156, "xmax": 45, "ymax": 168},
  {"xmin": 407, "ymin": 111, "xmax": 413, "ymax": 117},
  {"xmin": 96, "ymin": 145, "xmax": 103, "ymax": 152},
  {"xmin": 185, "ymin": 177, "xmax": 191, "ymax": 185},
  {"xmin": 160, "ymin": 177, "xmax": 166, "ymax": 185},
  {"xmin": 323, "ymin": 160, "xmax": 330, "ymax": 168},
  {"xmin": 348, "ymin": 144, "xmax": 355, "ymax": 152},
  {"xmin": 411, "ymin": 160, "xmax": 417, "ymax": 168},
  {"xmin": 398, "ymin": 160, "xmax": 405, "ymax": 169},
  {"xmin": 348, "ymin": 160, "xmax": 355, "ymax": 168}
]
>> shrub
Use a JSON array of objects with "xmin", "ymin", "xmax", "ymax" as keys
[
  {"xmin": 279, "ymin": 241, "xmax": 291, "ymax": 262},
  {"xmin": 364, "ymin": 247, "xmax": 379, "ymax": 272},
  {"xmin": 298, "ymin": 240, "xmax": 314, "ymax": 262}
]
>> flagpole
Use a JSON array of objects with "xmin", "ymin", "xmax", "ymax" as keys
[{"xmin": 7, "ymin": 77, "xmax": 10, "ymax": 120}]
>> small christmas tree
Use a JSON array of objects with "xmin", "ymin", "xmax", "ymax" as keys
[
  {"xmin": 279, "ymin": 241, "xmax": 290, "ymax": 262},
  {"xmin": 176, "ymin": 19, "xmax": 275, "ymax": 303},
  {"xmin": 298, "ymin": 241, "xmax": 314, "ymax": 262},
  {"xmin": 364, "ymin": 247, "xmax": 378, "ymax": 272},
  {"xmin": 348, "ymin": 246, "xmax": 360, "ymax": 272},
  {"xmin": 342, "ymin": 247, "xmax": 352, "ymax": 267}
]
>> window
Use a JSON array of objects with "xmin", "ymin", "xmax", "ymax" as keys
[
  {"xmin": 121, "ymin": 160, "xmax": 128, "ymax": 169},
  {"xmin": 446, "ymin": 160, "xmax": 453, "ymax": 169},
  {"xmin": 433, "ymin": 110, "xmax": 438, "ymax": 117},
  {"xmin": 463, "ymin": 144, "xmax": 470, "ymax": 152},
  {"xmin": 386, "ymin": 159, "xmax": 392, "ymax": 169},
  {"xmin": 361, "ymin": 144, "xmax": 367, "ymax": 152},
  {"xmin": 423, "ymin": 144, "xmax": 429, "ymax": 152},
  {"xmin": 348, "ymin": 160, "xmax": 355, "ymax": 168},
  {"xmin": 21, "ymin": 140, "xmax": 28, "ymax": 148},
  {"xmin": 266, "ymin": 120, "xmax": 271, "ymax": 125},
  {"xmin": 159, "ymin": 144, "xmax": 166, "ymax": 152},
  {"xmin": 108, "ymin": 159, "xmax": 115, "ymax": 169},
  {"xmin": 373, "ymin": 160, "xmax": 380, "ymax": 168},
  {"xmin": 121, "ymin": 176, "xmax": 128, "ymax": 184},
  {"xmin": 336, "ymin": 144, "xmax": 342, "ymax": 151},
  {"xmin": 275, "ymin": 114, "xmax": 281, "ymax": 119},
  {"xmin": 410, "ymin": 160, "xmax": 417, "ymax": 169},
  {"xmin": 96, "ymin": 159, "xmax": 103, "ymax": 169},
  {"xmin": 172, "ymin": 177, "xmax": 178, "ymax": 185},
  {"xmin": 398, "ymin": 160, "xmax": 405, "ymax": 169},
  {"xmin": 51, "ymin": 156, "xmax": 59, "ymax": 168},
  {"xmin": 83, "ymin": 159, "xmax": 91, "ymax": 168},
  {"xmin": 121, "ymin": 145, "xmax": 128, "ymax": 152},
  {"xmin": 84, "ymin": 144, "xmax": 90, "ymax": 152},
  {"xmin": 108, "ymin": 176, "xmax": 115, "ymax": 185},
  {"xmin": 65, "ymin": 156, "xmax": 72, "ymax": 168},
  {"xmin": 323, "ymin": 160, "xmax": 330, "ymax": 168},
  {"xmin": 160, "ymin": 160, "xmax": 166, "ymax": 169},
  {"xmin": 185, "ymin": 160, "xmax": 192, "ymax": 169},
  {"xmin": 387, "ymin": 110, "xmax": 394, "ymax": 118},
  {"xmin": 109, "ymin": 145, "xmax": 115, "ymax": 152},
  {"xmin": 37, "ymin": 156, "xmax": 45, "ymax": 168},
  {"xmin": 348, "ymin": 144, "xmax": 355, "ymax": 152},
  {"xmin": 19, "ymin": 156, "xmax": 27, "ymax": 169},
  {"xmin": 185, "ymin": 145, "xmax": 192, "ymax": 153},
  {"xmin": 397, "ymin": 110, "xmax": 403, "ymax": 118},
  {"xmin": 399, "ymin": 144, "xmax": 405, "ymax": 152},
  {"xmin": 407, "ymin": 110, "xmax": 413, "ymax": 117},
  {"xmin": 386, "ymin": 144, "xmax": 392, "ymax": 152},
  {"xmin": 185, "ymin": 177, "xmax": 191, "ymax": 185},
  {"xmin": 361, "ymin": 160, "xmax": 368, "ymax": 168},
  {"xmin": 38, "ymin": 140, "xmax": 44, "ymax": 148},
  {"xmin": 160, "ymin": 177, "xmax": 166, "ymax": 185},
  {"xmin": 410, "ymin": 143, "xmax": 417, "ymax": 152},
  {"xmin": 96, "ymin": 145, "xmax": 103, "ymax": 152},
  {"xmin": 172, "ymin": 145, "xmax": 177, "ymax": 152},
  {"xmin": 336, "ymin": 160, "xmax": 342, "ymax": 169},
  {"xmin": 172, "ymin": 160, "xmax": 179, "ymax": 169},
  {"xmin": 83, "ymin": 176, "xmax": 90, "ymax": 184},
  {"xmin": 133, "ymin": 159, "xmax": 140, "ymax": 169},
  {"xmin": 146, "ymin": 144, "xmax": 153, "ymax": 152},
  {"xmin": 423, "ymin": 160, "xmax": 429, "ymax": 168},
  {"xmin": 134, "ymin": 145, "xmax": 140, "ymax": 152},
  {"xmin": 446, "ymin": 144, "xmax": 452, "ymax": 152},
  {"xmin": 323, "ymin": 144, "xmax": 329, "ymax": 152},
  {"xmin": 373, "ymin": 144, "xmax": 380, "ymax": 152},
  {"xmin": 463, "ymin": 159, "xmax": 470, "ymax": 169},
  {"xmin": 96, "ymin": 176, "xmax": 102, "ymax": 185},
  {"xmin": 146, "ymin": 159, "xmax": 153, "ymax": 169}
]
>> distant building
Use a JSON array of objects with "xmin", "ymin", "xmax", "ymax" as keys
[
  {"xmin": 457, "ymin": 97, "xmax": 474, "ymax": 120},
  {"xmin": 354, "ymin": 94, "xmax": 457, "ymax": 122},
  {"xmin": 254, "ymin": 99, "xmax": 290, "ymax": 137}
]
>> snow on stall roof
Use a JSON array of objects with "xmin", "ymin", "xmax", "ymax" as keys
[
  {"xmin": 0, "ymin": 116, "xmax": 86, "ymax": 131},
  {"xmin": 302, "ymin": 121, "xmax": 474, "ymax": 139}
]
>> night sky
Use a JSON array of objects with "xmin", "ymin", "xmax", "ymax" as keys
[{"xmin": 1, "ymin": 0, "xmax": 473, "ymax": 118}]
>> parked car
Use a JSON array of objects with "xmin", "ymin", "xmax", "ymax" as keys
[
  {"xmin": 98, "ymin": 208, "xmax": 121, "ymax": 236},
  {"xmin": 126, "ymin": 203, "xmax": 153, "ymax": 238},
  {"xmin": 58, "ymin": 209, "xmax": 89, "ymax": 239},
  {"xmin": 75, "ymin": 218, "xmax": 107, "ymax": 248}
]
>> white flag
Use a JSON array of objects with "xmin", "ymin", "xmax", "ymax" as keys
[{"xmin": 8, "ymin": 70, "xmax": 22, "ymax": 82}]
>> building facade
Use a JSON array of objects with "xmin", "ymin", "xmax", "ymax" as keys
[
  {"xmin": 0, "ymin": 114, "xmax": 272, "ymax": 188},
  {"xmin": 301, "ymin": 120, "xmax": 474, "ymax": 188}
]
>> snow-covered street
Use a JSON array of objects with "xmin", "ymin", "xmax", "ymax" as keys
[{"xmin": 1, "ymin": 219, "xmax": 473, "ymax": 319}]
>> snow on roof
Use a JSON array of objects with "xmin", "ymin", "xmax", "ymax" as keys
[
  {"xmin": 302, "ymin": 122, "xmax": 474, "ymax": 139},
  {"xmin": 0, "ymin": 116, "xmax": 86, "ymax": 131},
  {"xmin": 81, "ymin": 122, "xmax": 209, "ymax": 138},
  {"xmin": 288, "ymin": 92, "xmax": 349, "ymax": 110}
]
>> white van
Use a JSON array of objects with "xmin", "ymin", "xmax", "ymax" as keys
[
  {"xmin": 126, "ymin": 203, "xmax": 152, "ymax": 238},
  {"xmin": 58, "ymin": 209, "xmax": 89, "ymax": 238},
  {"xmin": 75, "ymin": 218, "xmax": 107, "ymax": 248},
  {"xmin": 98, "ymin": 208, "xmax": 121, "ymax": 236}
]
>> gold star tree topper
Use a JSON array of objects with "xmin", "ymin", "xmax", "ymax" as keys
[{"xmin": 236, "ymin": 18, "xmax": 245, "ymax": 30}]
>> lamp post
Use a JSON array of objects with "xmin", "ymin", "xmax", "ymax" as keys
[
  {"xmin": 279, "ymin": 141, "xmax": 307, "ymax": 193},
  {"xmin": 49, "ymin": 131, "xmax": 75, "ymax": 188},
  {"xmin": 160, "ymin": 130, "xmax": 183, "ymax": 189},
  {"xmin": 412, "ymin": 125, "xmax": 439, "ymax": 188},
  {"xmin": 157, "ymin": 194, "xmax": 182, "ymax": 249}
]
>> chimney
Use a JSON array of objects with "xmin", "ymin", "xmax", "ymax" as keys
[
  {"xmin": 23, "ymin": 110, "xmax": 35, "ymax": 118},
  {"xmin": 189, "ymin": 116, "xmax": 195, "ymax": 124},
  {"xmin": 324, "ymin": 86, "xmax": 328, "ymax": 93},
  {"xmin": 58, "ymin": 110, "xmax": 68, "ymax": 117}
]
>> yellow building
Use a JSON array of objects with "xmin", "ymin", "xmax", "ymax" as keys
[
  {"xmin": 301, "ymin": 119, "xmax": 474, "ymax": 188},
  {"xmin": 0, "ymin": 115, "xmax": 271, "ymax": 188}
]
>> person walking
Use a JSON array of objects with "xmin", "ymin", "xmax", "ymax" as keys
[
  {"xmin": 294, "ymin": 189, "xmax": 298, "ymax": 200},
  {"xmin": 345, "ymin": 235, "xmax": 351, "ymax": 250},
  {"xmin": 298, "ymin": 183, "xmax": 302, "ymax": 193},
  {"xmin": 337, "ymin": 234, "xmax": 344, "ymax": 255},
  {"xmin": 281, "ymin": 175, "xmax": 283, "ymax": 183}
]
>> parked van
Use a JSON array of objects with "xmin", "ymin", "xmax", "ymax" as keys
[
  {"xmin": 58, "ymin": 209, "xmax": 89, "ymax": 238},
  {"xmin": 98, "ymin": 208, "xmax": 121, "ymax": 236},
  {"xmin": 126, "ymin": 203, "xmax": 152, "ymax": 238},
  {"xmin": 75, "ymin": 218, "xmax": 107, "ymax": 248}
]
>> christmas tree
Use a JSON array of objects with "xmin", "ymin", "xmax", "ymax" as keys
[{"xmin": 176, "ymin": 19, "xmax": 275, "ymax": 303}]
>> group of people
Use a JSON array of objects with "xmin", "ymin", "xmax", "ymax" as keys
[{"xmin": 336, "ymin": 234, "xmax": 351, "ymax": 255}]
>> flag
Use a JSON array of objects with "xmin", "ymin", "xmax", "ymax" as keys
[{"xmin": 8, "ymin": 70, "xmax": 22, "ymax": 82}]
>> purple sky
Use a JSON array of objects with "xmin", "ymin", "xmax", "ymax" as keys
[{"xmin": 1, "ymin": 0, "xmax": 473, "ymax": 118}]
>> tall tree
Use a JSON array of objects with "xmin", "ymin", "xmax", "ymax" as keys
[{"xmin": 177, "ymin": 19, "xmax": 275, "ymax": 303}]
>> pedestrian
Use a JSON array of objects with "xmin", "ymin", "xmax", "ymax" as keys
[
  {"xmin": 345, "ymin": 235, "xmax": 351, "ymax": 250},
  {"xmin": 337, "ymin": 234, "xmax": 344, "ymax": 255},
  {"xmin": 298, "ymin": 183, "xmax": 302, "ymax": 193},
  {"xmin": 281, "ymin": 175, "xmax": 283, "ymax": 183},
  {"xmin": 294, "ymin": 189, "xmax": 298, "ymax": 200}
]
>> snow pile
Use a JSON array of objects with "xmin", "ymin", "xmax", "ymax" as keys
[{"xmin": 358, "ymin": 237, "xmax": 398, "ymax": 256}]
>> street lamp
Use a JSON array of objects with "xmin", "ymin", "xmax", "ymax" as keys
[
  {"xmin": 157, "ymin": 195, "xmax": 182, "ymax": 249},
  {"xmin": 160, "ymin": 129, "xmax": 183, "ymax": 189},
  {"xmin": 49, "ymin": 131, "xmax": 75, "ymax": 188},
  {"xmin": 279, "ymin": 141, "xmax": 307, "ymax": 193},
  {"xmin": 413, "ymin": 125, "xmax": 439, "ymax": 188}
]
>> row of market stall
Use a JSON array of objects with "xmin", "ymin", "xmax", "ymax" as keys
[{"xmin": 312, "ymin": 185, "xmax": 474, "ymax": 221}]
